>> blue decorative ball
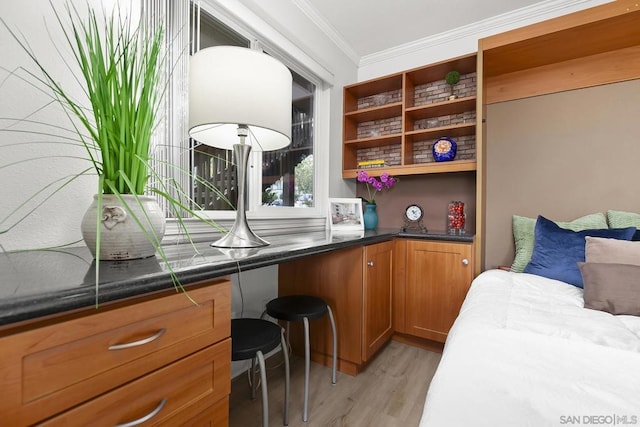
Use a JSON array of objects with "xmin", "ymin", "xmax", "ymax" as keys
[{"xmin": 432, "ymin": 137, "xmax": 457, "ymax": 162}]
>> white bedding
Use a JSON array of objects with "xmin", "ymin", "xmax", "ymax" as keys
[{"xmin": 419, "ymin": 269, "xmax": 640, "ymax": 427}]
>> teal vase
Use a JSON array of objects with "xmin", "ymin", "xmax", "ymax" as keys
[{"xmin": 363, "ymin": 203, "xmax": 378, "ymax": 230}]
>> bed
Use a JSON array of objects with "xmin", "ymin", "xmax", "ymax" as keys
[{"xmin": 419, "ymin": 269, "xmax": 640, "ymax": 427}]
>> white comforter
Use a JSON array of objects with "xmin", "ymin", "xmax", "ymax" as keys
[{"xmin": 420, "ymin": 269, "xmax": 640, "ymax": 427}]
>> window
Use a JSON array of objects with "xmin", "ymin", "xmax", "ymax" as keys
[
  {"xmin": 189, "ymin": 3, "xmax": 320, "ymax": 216},
  {"xmin": 262, "ymin": 71, "xmax": 315, "ymax": 208},
  {"xmin": 190, "ymin": 6, "xmax": 247, "ymax": 211}
]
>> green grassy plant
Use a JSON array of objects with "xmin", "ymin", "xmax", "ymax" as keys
[{"xmin": 0, "ymin": 2, "xmax": 230, "ymax": 304}]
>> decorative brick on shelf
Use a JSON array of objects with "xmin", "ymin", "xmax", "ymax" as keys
[
  {"xmin": 414, "ymin": 72, "xmax": 476, "ymax": 106},
  {"xmin": 357, "ymin": 117, "xmax": 402, "ymax": 139},
  {"xmin": 356, "ymin": 145, "xmax": 402, "ymax": 166},
  {"xmin": 414, "ymin": 111, "xmax": 476, "ymax": 130},
  {"xmin": 357, "ymin": 89, "xmax": 402, "ymax": 110}
]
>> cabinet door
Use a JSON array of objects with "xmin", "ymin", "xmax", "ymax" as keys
[
  {"xmin": 279, "ymin": 246, "xmax": 364, "ymax": 375},
  {"xmin": 362, "ymin": 241, "xmax": 394, "ymax": 361},
  {"xmin": 405, "ymin": 240, "xmax": 473, "ymax": 342}
]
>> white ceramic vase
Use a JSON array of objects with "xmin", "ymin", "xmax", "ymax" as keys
[{"xmin": 81, "ymin": 194, "xmax": 166, "ymax": 260}]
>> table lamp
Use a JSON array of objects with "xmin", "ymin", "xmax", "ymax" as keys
[{"xmin": 189, "ymin": 46, "xmax": 292, "ymax": 247}]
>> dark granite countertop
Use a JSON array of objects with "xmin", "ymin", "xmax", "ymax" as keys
[{"xmin": 0, "ymin": 228, "xmax": 473, "ymax": 327}]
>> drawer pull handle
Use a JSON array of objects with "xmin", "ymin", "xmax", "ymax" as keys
[
  {"xmin": 367, "ymin": 261, "xmax": 374, "ymax": 267},
  {"xmin": 115, "ymin": 397, "xmax": 167, "ymax": 427},
  {"xmin": 461, "ymin": 258, "xmax": 469, "ymax": 266},
  {"xmin": 108, "ymin": 328, "xmax": 166, "ymax": 351}
]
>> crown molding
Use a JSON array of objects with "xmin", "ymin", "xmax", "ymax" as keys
[
  {"xmin": 292, "ymin": 0, "xmax": 361, "ymax": 65},
  {"xmin": 294, "ymin": 0, "xmax": 610, "ymax": 69},
  {"xmin": 360, "ymin": 0, "xmax": 610, "ymax": 67}
]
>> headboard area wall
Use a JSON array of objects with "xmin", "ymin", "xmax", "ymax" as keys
[
  {"xmin": 477, "ymin": 0, "xmax": 640, "ymax": 271},
  {"xmin": 484, "ymin": 79, "xmax": 640, "ymax": 270}
]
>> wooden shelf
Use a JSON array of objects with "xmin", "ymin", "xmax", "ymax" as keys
[
  {"xmin": 405, "ymin": 55, "xmax": 476, "ymax": 85},
  {"xmin": 345, "ymin": 102, "xmax": 403, "ymax": 122},
  {"xmin": 344, "ymin": 73, "xmax": 403, "ymax": 101},
  {"xmin": 344, "ymin": 133, "xmax": 402, "ymax": 149},
  {"xmin": 342, "ymin": 53, "xmax": 477, "ymax": 176},
  {"xmin": 405, "ymin": 96, "xmax": 476, "ymax": 121},
  {"xmin": 342, "ymin": 160, "xmax": 476, "ymax": 179}
]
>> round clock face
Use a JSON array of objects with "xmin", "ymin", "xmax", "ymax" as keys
[{"xmin": 405, "ymin": 204, "xmax": 423, "ymax": 222}]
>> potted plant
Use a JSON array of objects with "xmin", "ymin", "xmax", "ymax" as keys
[
  {"xmin": 356, "ymin": 170, "xmax": 397, "ymax": 230},
  {"xmin": 445, "ymin": 70, "xmax": 461, "ymax": 100},
  {"xmin": 1, "ymin": 3, "xmax": 224, "ymax": 286}
]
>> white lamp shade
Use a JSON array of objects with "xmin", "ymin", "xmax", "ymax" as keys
[{"xmin": 189, "ymin": 46, "xmax": 292, "ymax": 151}]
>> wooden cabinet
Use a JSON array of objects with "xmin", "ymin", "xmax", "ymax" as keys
[
  {"xmin": 342, "ymin": 53, "xmax": 477, "ymax": 178},
  {"xmin": 362, "ymin": 241, "xmax": 394, "ymax": 361},
  {"xmin": 396, "ymin": 239, "xmax": 473, "ymax": 343},
  {"xmin": 480, "ymin": 0, "xmax": 640, "ymax": 105},
  {"xmin": 278, "ymin": 240, "xmax": 394, "ymax": 375},
  {"xmin": 0, "ymin": 278, "xmax": 231, "ymax": 426}
]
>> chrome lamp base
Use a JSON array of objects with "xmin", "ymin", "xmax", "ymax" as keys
[
  {"xmin": 211, "ymin": 213, "xmax": 269, "ymax": 248},
  {"xmin": 211, "ymin": 139, "xmax": 269, "ymax": 248}
]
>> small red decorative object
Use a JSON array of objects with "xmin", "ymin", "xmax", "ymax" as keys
[{"xmin": 447, "ymin": 201, "xmax": 466, "ymax": 235}]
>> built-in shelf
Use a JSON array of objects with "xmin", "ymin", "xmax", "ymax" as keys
[
  {"xmin": 342, "ymin": 53, "xmax": 477, "ymax": 176},
  {"xmin": 342, "ymin": 159, "xmax": 477, "ymax": 179}
]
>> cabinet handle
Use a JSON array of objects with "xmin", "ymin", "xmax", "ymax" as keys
[
  {"xmin": 367, "ymin": 261, "xmax": 374, "ymax": 267},
  {"xmin": 115, "ymin": 397, "xmax": 167, "ymax": 427},
  {"xmin": 108, "ymin": 328, "xmax": 166, "ymax": 351},
  {"xmin": 461, "ymin": 258, "xmax": 469, "ymax": 266}
]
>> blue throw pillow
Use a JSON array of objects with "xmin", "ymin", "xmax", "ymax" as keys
[{"xmin": 523, "ymin": 215, "xmax": 636, "ymax": 288}]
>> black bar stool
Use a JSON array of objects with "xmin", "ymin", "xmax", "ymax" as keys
[
  {"xmin": 231, "ymin": 318, "xmax": 290, "ymax": 427},
  {"xmin": 265, "ymin": 295, "xmax": 337, "ymax": 422}
]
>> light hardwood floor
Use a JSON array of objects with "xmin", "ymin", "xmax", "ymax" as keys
[{"xmin": 229, "ymin": 340, "xmax": 442, "ymax": 427}]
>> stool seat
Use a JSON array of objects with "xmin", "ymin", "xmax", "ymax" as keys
[
  {"xmin": 231, "ymin": 318, "xmax": 290, "ymax": 426},
  {"xmin": 265, "ymin": 294, "xmax": 337, "ymax": 422},
  {"xmin": 266, "ymin": 295, "xmax": 328, "ymax": 322},
  {"xmin": 232, "ymin": 318, "xmax": 282, "ymax": 361}
]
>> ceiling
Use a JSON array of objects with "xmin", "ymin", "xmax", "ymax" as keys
[{"xmin": 300, "ymin": 0, "xmax": 548, "ymax": 58}]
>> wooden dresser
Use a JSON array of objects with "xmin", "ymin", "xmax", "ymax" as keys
[{"xmin": 0, "ymin": 278, "xmax": 231, "ymax": 426}]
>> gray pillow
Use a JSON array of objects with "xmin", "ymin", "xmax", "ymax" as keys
[
  {"xmin": 510, "ymin": 213, "xmax": 608, "ymax": 273},
  {"xmin": 585, "ymin": 236, "xmax": 640, "ymax": 265},
  {"xmin": 578, "ymin": 262, "xmax": 640, "ymax": 316}
]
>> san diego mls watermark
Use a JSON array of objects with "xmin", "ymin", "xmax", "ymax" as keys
[{"xmin": 560, "ymin": 414, "xmax": 638, "ymax": 425}]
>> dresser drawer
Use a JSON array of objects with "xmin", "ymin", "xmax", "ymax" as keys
[
  {"xmin": 0, "ymin": 278, "xmax": 231, "ymax": 425},
  {"xmin": 38, "ymin": 338, "xmax": 231, "ymax": 426},
  {"xmin": 175, "ymin": 398, "xmax": 229, "ymax": 427}
]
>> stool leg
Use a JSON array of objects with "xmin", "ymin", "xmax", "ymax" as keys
[
  {"xmin": 303, "ymin": 316, "xmax": 310, "ymax": 422},
  {"xmin": 285, "ymin": 320, "xmax": 291, "ymax": 350},
  {"xmin": 250, "ymin": 357, "xmax": 257, "ymax": 400},
  {"xmin": 281, "ymin": 329, "xmax": 290, "ymax": 426},
  {"xmin": 327, "ymin": 305, "xmax": 338, "ymax": 385},
  {"xmin": 257, "ymin": 350, "xmax": 269, "ymax": 427}
]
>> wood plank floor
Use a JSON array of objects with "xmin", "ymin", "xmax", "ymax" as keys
[{"xmin": 229, "ymin": 340, "xmax": 442, "ymax": 427}]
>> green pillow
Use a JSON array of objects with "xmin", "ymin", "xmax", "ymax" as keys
[
  {"xmin": 510, "ymin": 213, "xmax": 608, "ymax": 273},
  {"xmin": 607, "ymin": 210, "xmax": 640, "ymax": 229}
]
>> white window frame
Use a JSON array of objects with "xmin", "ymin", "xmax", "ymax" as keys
[{"xmin": 162, "ymin": 0, "xmax": 331, "ymax": 240}]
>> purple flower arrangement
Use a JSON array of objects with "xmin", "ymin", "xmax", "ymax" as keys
[{"xmin": 357, "ymin": 170, "xmax": 397, "ymax": 204}]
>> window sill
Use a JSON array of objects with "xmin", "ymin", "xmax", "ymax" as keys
[{"xmin": 163, "ymin": 215, "xmax": 326, "ymax": 244}]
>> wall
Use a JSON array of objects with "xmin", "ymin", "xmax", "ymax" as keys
[
  {"xmin": 357, "ymin": 173, "xmax": 476, "ymax": 234},
  {"xmin": 0, "ymin": 0, "xmax": 122, "ymax": 251},
  {"xmin": 484, "ymin": 79, "xmax": 640, "ymax": 269}
]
